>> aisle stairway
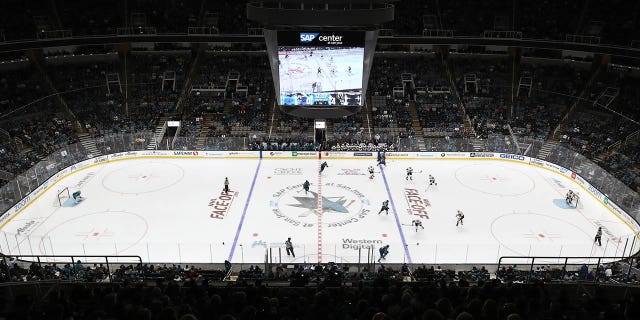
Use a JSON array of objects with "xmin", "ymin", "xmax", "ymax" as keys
[
  {"xmin": 407, "ymin": 101, "xmax": 427, "ymax": 151},
  {"xmin": 78, "ymin": 133, "xmax": 101, "ymax": 157},
  {"xmin": 196, "ymin": 113, "xmax": 218, "ymax": 150},
  {"xmin": 536, "ymin": 141, "xmax": 558, "ymax": 160},
  {"xmin": 147, "ymin": 116, "xmax": 170, "ymax": 150},
  {"xmin": 470, "ymin": 138, "xmax": 485, "ymax": 151}
]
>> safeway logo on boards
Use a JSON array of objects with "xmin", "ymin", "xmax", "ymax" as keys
[{"xmin": 173, "ymin": 151, "xmax": 199, "ymax": 156}]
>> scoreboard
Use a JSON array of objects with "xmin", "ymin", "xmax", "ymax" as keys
[{"xmin": 264, "ymin": 29, "xmax": 378, "ymax": 117}]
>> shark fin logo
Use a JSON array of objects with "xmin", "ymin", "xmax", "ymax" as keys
[
  {"xmin": 271, "ymin": 182, "xmax": 371, "ymax": 228},
  {"xmin": 290, "ymin": 191, "xmax": 351, "ymax": 216}
]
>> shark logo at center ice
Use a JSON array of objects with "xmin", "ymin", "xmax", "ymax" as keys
[
  {"xmin": 289, "ymin": 191, "xmax": 351, "ymax": 216},
  {"xmin": 270, "ymin": 182, "xmax": 371, "ymax": 228}
]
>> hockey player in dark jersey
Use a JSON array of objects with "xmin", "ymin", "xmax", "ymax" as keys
[
  {"xmin": 429, "ymin": 174, "xmax": 437, "ymax": 186},
  {"xmin": 377, "ymin": 152, "xmax": 386, "ymax": 166},
  {"xmin": 412, "ymin": 219, "xmax": 424, "ymax": 232},
  {"xmin": 303, "ymin": 180, "xmax": 310, "ymax": 194},
  {"xmin": 378, "ymin": 200, "xmax": 390, "ymax": 215},
  {"xmin": 378, "ymin": 245, "xmax": 389, "ymax": 262},
  {"xmin": 320, "ymin": 161, "xmax": 328, "ymax": 173}
]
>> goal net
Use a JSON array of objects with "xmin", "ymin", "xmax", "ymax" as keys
[
  {"xmin": 566, "ymin": 190, "xmax": 582, "ymax": 209},
  {"xmin": 54, "ymin": 187, "xmax": 70, "ymax": 206}
]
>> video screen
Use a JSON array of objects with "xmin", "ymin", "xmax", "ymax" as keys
[{"xmin": 276, "ymin": 31, "xmax": 365, "ymax": 106}]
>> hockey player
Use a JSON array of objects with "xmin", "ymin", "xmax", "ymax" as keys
[
  {"xmin": 303, "ymin": 180, "xmax": 310, "ymax": 194},
  {"xmin": 317, "ymin": 67, "xmax": 322, "ymax": 75},
  {"xmin": 320, "ymin": 161, "xmax": 328, "ymax": 173},
  {"xmin": 406, "ymin": 167, "xmax": 413, "ymax": 180},
  {"xmin": 429, "ymin": 174, "xmax": 437, "ymax": 186},
  {"xmin": 72, "ymin": 190, "xmax": 82, "ymax": 204},
  {"xmin": 224, "ymin": 177, "xmax": 230, "ymax": 194},
  {"xmin": 377, "ymin": 151, "xmax": 386, "ymax": 166},
  {"xmin": 566, "ymin": 190, "xmax": 574, "ymax": 206},
  {"xmin": 378, "ymin": 200, "xmax": 390, "ymax": 215},
  {"xmin": 368, "ymin": 166, "xmax": 375, "ymax": 180},
  {"xmin": 412, "ymin": 219, "xmax": 424, "ymax": 232},
  {"xmin": 594, "ymin": 227, "xmax": 602, "ymax": 246},
  {"xmin": 456, "ymin": 209, "xmax": 464, "ymax": 226},
  {"xmin": 378, "ymin": 244, "xmax": 389, "ymax": 262}
]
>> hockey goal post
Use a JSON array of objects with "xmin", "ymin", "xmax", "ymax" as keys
[{"xmin": 54, "ymin": 187, "xmax": 70, "ymax": 206}]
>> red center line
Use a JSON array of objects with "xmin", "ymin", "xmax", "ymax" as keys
[{"xmin": 317, "ymin": 153, "xmax": 323, "ymax": 264}]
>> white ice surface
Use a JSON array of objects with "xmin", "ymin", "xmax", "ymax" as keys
[{"xmin": 1, "ymin": 157, "xmax": 636, "ymax": 264}]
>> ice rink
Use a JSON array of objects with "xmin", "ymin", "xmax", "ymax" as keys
[
  {"xmin": 1, "ymin": 156, "xmax": 637, "ymax": 265},
  {"xmin": 279, "ymin": 47, "xmax": 364, "ymax": 94}
]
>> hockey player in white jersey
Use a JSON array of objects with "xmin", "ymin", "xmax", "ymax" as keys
[
  {"xmin": 406, "ymin": 167, "xmax": 413, "ymax": 180},
  {"xmin": 566, "ymin": 190, "xmax": 579, "ymax": 207},
  {"xmin": 368, "ymin": 166, "xmax": 375, "ymax": 180}
]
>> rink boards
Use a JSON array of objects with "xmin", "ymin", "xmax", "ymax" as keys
[{"xmin": 0, "ymin": 150, "xmax": 638, "ymax": 264}]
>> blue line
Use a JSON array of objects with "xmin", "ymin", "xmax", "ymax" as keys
[
  {"xmin": 228, "ymin": 158, "xmax": 262, "ymax": 261},
  {"xmin": 379, "ymin": 164, "xmax": 412, "ymax": 263}
]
